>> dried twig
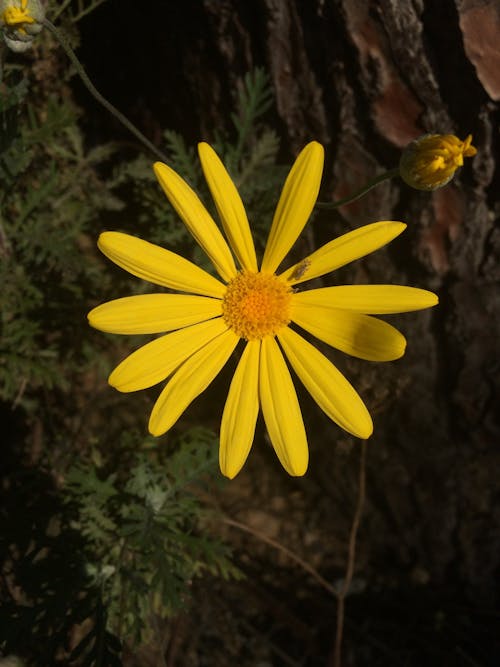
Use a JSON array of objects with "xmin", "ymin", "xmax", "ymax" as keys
[
  {"xmin": 222, "ymin": 516, "xmax": 338, "ymax": 598},
  {"xmin": 332, "ymin": 439, "xmax": 367, "ymax": 667}
]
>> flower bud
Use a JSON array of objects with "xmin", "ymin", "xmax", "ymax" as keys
[
  {"xmin": 399, "ymin": 133, "xmax": 477, "ymax": 191},
  {"xmin": 0, "ymin": 0, "xmax": 44, "ymax": 52}
]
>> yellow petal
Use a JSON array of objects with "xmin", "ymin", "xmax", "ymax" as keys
[
  {"xmin": 294, "ymin": 285, "xmax": 439, "ymax": 314},
  {"xmin": 109, "ymin": 318, "xmax": 228, "ymax": 392},
  {"xmin": 198, "ymin": 143, "xmax": 258, "ymax": 272},
  {"xmin": 261, "ymin": 142, "xmax": 324, "ymax": 274},
  {"xmin": 277, "ymin": 327, "xmax": 372, "ymax": 439},
  {"xmin": 292, "ymin": 303, "xmax": 406, "ymax": 361},
  {"xmin": 88, "ymin": 294, "xmax": 222, "ymax": 334},
  {"xmin": 148, "ymin": 328, "xmax": 239, "ymax": 436},
  {"xmin": 259, "ymin": 337, "xmax": 308, "ymax": 476},
  {"xmin": 219, "ymin": 340, "xmax": 260, "ymax": 479},
  {"xmin": 280, "ymin": 221, "xmax": 406, "ymax": 285},
  {"xmin": 153, "ymin": 162, "xmax": 237, "ymax": 282},
  {"xmin": 98, "ymin": 231, "xmax": 226, "ymax": 298}
]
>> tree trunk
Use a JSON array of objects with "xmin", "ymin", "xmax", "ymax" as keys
[{"xmin": 78, "ymin": 0, "xmax": 500, "ymax": 662}]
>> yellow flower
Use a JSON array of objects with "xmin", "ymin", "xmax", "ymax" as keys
[
  {"xmin": 88, "ymin": 142, "xmax": 438, "ymax": 478},
  {"xmin": 399, "ymin": 133, "xmax": 477, "ymax": 191},
  {"xmin": 0, "ymin": 0, "xmax": 44, "ymax": 51}
]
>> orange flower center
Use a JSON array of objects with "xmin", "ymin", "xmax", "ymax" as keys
[{"xmin": 222, "ymin": 271, "xmax": 292, "ymax": 340}]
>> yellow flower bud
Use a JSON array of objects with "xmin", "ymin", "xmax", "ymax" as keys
[{"xmin": 399, "ymin": 133, "xmax": 477, "ymax": 191}]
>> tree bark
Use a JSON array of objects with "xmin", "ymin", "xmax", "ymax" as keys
[{"xmin": 78, "ymin": 0, "xmax": 500, "ymax": 660}]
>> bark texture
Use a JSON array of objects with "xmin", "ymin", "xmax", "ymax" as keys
[{"xmin": 79, "ymin": 0, "xmax": 499, "ymax": 662}]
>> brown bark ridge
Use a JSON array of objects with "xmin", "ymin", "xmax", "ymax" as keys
[
  {"xmin": 163, "ymin": 0, "xmax": 500, "ymax": 602},
  {"xmin": 78, "ymin": 0, "xmax": 499, "ymax": 661}
]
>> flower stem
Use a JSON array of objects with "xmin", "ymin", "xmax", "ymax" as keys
[
  {"xmin": 316, "ymin": 168, "xmax": 400, "ymax": 209},
  {"xmin": 42, "ymin": 18, "xmax": 169, "ymax": 163}
]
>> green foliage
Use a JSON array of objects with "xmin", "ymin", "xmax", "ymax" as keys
[
  {"xmin": 224, "ymin": 67, "xmax": 275, "ymax": 171},
  {"xmin": 0, "ymin": 73, "xmax": 29, "ymax": 153},
  {"xmin": 0, "ymin": 432, "xmax": 237, "ymax": 664},
  {"xmin": 0, "ymin": 462, "xmax": 121, "ymax": 666},
  {"xmin": 65, "ymin": 430, "xmax": 238, "ymax": 649},
  {"xmin": 0, "ymin": 66, "xmax": 122, "ymax": 403}
]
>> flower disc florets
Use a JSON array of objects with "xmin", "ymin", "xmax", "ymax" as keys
[
  {"xmin": 222, "ymin": 271, "xmax": 292, "ymax": 340},
  {"xmin": 399, "ymin": 133, "xmax": 477, "ymax": 191}
]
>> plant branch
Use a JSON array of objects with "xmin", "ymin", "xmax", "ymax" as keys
[
  {"xmin": 42, "ymin": 19, "xmax": 169, "ymax": 163},
  {"xmin": 222, "ymin": 516, "xmax": 338, "ymax": 598},
  {"xmin": 332, "ymin": 439, "xmax": 367, "ymax": 667}
]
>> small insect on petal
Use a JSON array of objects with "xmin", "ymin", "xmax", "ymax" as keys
[{"xmin": 289, "ymin": 258, "xmax": 311, "ymax": 281}]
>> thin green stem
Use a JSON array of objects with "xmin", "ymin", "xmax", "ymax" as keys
[
  {"xmin": 42, "ymin": 19, "xmax": 169, "ymax": 163},
  {"xmin": 316, "ymin": 168, "xmax": 400, "ymax": 210},
  {"xmin": 71, "ymin": 0, "xmax": 109, "ymax": 23},
  {"xmin": 49, "ymin": 0, "xmax": 73, "ymax": 23}
]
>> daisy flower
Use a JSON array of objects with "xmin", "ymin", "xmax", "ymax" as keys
[{"xmin": 88, "ymin": 142, "xmax": 438, "ymax": 478}]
